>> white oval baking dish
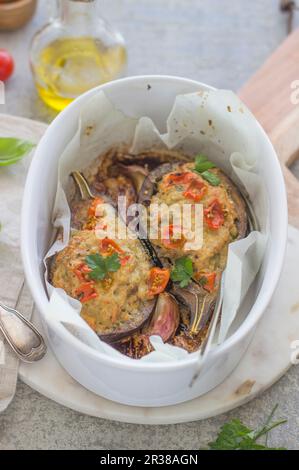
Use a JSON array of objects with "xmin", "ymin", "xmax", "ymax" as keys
[{"xmin": 21, "ymin": 76, "xmax": 287, "ymax": 407}]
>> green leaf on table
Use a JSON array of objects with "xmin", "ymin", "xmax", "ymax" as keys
[
  {"xmin": 209, "ymin": 419, "xmax": 253, "ymax": 450},
  {"xmin": 208, "ymin": 405, "xmax": 287, "ymax": 450},
  {"xmin": 170, "ymin": 256, "xmax": 194, "ymax": 288},
  {"xmin": 85, "ymin": 253, "xmax": 121, "ymax": 281},
  {"xmin": 0, "ymin": 137, "xmax": 35, "ymax": 167}
]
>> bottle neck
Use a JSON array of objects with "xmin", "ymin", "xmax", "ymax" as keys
[{"xmin": 59, "ymin": 0, "xmax": 100, "ymax": 26}]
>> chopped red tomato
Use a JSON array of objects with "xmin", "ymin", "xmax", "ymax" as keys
[
  {"xmin": 163, "ymin": 171, "xmax": 195, "ymax": 187},
  {"xmin": 148, "ymin": 268, "xmax": 170, "ymax": 296},
  {"xmin": 73, "ymin": 263, "xmax": 91, "ymax": 281},
  {"xmin": 120, "ymin": 255, "xmax": 131, "ymax": 267},
  {"xmin": 100, "ymin": 238, "xmax": 131, "ymax": 266},
  {"xmin": 204, "ymin": 199, "xmax": 224, "ymax": 229},
  {"xmin": 88, "ymin": 197, "xmax": 104, "ymax": 217},
  {"xmin": 183, "ymin": 179, "xmax": 207, "ymax": 202},
  {"xmin": 161, "ymin": 224, "xmax": 185, "ymax": 249},
  {"xmin": 75, "ymin": 282, "xmax": 98, "ymax": 303},
  {"xmin": 99, "ymin": 238, "xmax": 124, "ymax": 255},
  {"xmin": 198, "ymin": 272, "xmax": 217, "ymax": 292}
]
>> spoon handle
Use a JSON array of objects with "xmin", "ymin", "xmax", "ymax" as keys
[{"xmin": 0, "ymin": 302, "xmax": 47, "ymax": 363}]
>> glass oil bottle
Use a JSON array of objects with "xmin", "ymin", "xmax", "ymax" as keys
[{"xmin": 30, "ymin": 0, "xmax": 127, "ymax": 111}]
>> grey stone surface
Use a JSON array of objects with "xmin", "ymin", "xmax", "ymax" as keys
[
  {"xmin": 0, "ymin": 0, "xmax": 298, "ymax": 450},
  {"xmin": 0, "ymin": 375, "xmax": 298, "ymax": 450}
]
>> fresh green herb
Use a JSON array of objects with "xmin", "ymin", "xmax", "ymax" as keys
[
  {"xmin": 208, "ymin": 405, "xmax": 287, "ymax": 450},
  {"xmin": 193, "ymin": 154, "xmax": 220, "ymax": 186},
  {"xmin": 0, "ymin": 137, "xmax": 35, "ymax": 167},
  {"xmin": 194, "ymin": 154, "xmax": 216, "ymax": 173},
  {"xmin": 170, "ymin": 256, "xmax": 194, "ymax": 288},
  {"xmin": 201, "ymin": 170, "xmax": 220, "ymax": 186},
  {"xmin": 85, "ymin": 253, "xmax": 121, "ymax": 281}
]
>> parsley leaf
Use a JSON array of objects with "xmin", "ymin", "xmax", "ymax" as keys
[
  {"xmin": 85, "ymin": 253, "xmax": 121, "ymax": 281},
  {"xmin": 201, "ymin": 170, "xmax": 220, "ymax": 186},
  {"xmin": 171, "ymin": 256, "xmax": 194, "ymax": 288},
  {"xmin": 194, "ymin": 154, "xmax": 216, "ymax": 173},
  {"xmin": 208, "ymin": 406, "xmax": 287, "ymax": 450},
  {"xmin": 193, "ymin": 154, "xmax": 220, "ymax": 186},
  {"xmin": 209, "ymin": 419, "xmax": 252, "ymax": 450}
]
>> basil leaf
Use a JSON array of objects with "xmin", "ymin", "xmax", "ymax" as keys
[{"xmin": 0, "ymin": 138, "xmax": 35, "ymax": 167}]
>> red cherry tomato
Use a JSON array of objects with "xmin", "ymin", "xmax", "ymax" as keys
[
  {"xmin": 183, "ymin": 179, "xmax": 207, "ymax": 202},
  {"xmin": 148, "ymin": 267, "xmax": 170, "ymax": 296},
  {"xmin": 204, "ymin": 199, "xmax": 225, "ymax": 230},
  {"xmin": 161, "ymin": 224, "xmax": 185, "ymax": 250},
  {"xmin": 0, "ymin": 49, "xmax": 14, "ymax": 82},
  {"xmin": 75, "ymin": 282, "xmax": 98, "ymax": 303},
  {"xmin": 99, "ymin": 238, "xmax": 124, "ymax": 256},
  {"xmin": 88, "ymin": 197, "xmax": 104, "ymax": 217},
  {"xmin": 163, "ymin": 171, "xmax": 194, "ymax": 187},
  {"xmin": 99, "ymin": 238, "xmax": 131, "ymax": 266},
  {"xmin": 73, "ymin": 263, "xmax": 91, "ymax": 282},
  {"xmin": 197, "ymin": 271, "xmax": 217, "ymax": 292}
]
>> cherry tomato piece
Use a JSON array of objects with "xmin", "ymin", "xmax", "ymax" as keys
[
  {"xmin": 88, "ymin": 197, "xmax": 104, "ymax": 217},
  {"xmin": 75, "ymin": 282, "xmax": 98, "ymax": 303},
  {"xmin": 204, "ymin": 199, "xmax": 225, "ymax": 229},
  {"xmin": 99, "ymin": 238, "xmax": 124, "ymax": 256},
  {"xmin": 0, "ymin": 49, "xmax": 14, "ymax": 82},
  {"xmin": 161, "ymin": 224, "xmax": 185, "ymax": 249},
  {"xmin": 73, "ymin": 263, "xmax": 91, "ymax": 281},
  {"xmin": 163, "ymin": 171, "xmax": 195, "ymax": 187},
  {"xmin": 100, "ymin": 238, "xmax": 131, "ymax": 266},
  {"xmin": 148, "ymin": 267, "xmax": 170, "ymax": 296},
  {"xmin": 198, "ymin": 272, "xmax": 217, "ymax": 292},
  {"xmin": 183, "ymin": 179, "xmax": 207, "ymax": 202}
]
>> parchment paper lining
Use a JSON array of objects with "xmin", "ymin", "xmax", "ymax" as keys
[{"xmin": 44, "ymin": 89, "xmax": 268, "ymax": 362}]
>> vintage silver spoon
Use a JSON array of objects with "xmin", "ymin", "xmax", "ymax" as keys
[{"xmin": 0, "ymin": 302, "xmax": 47, "ymax": 363}]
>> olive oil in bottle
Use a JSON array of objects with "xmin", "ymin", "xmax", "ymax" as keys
[{"xmin": 30, "ymin": 0, "xmax": 127, "ymax": 111}]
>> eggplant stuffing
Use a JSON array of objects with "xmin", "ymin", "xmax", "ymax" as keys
[{"xmin": 50, "ymin": 148, "xmax": 249, "ymax": 358}]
